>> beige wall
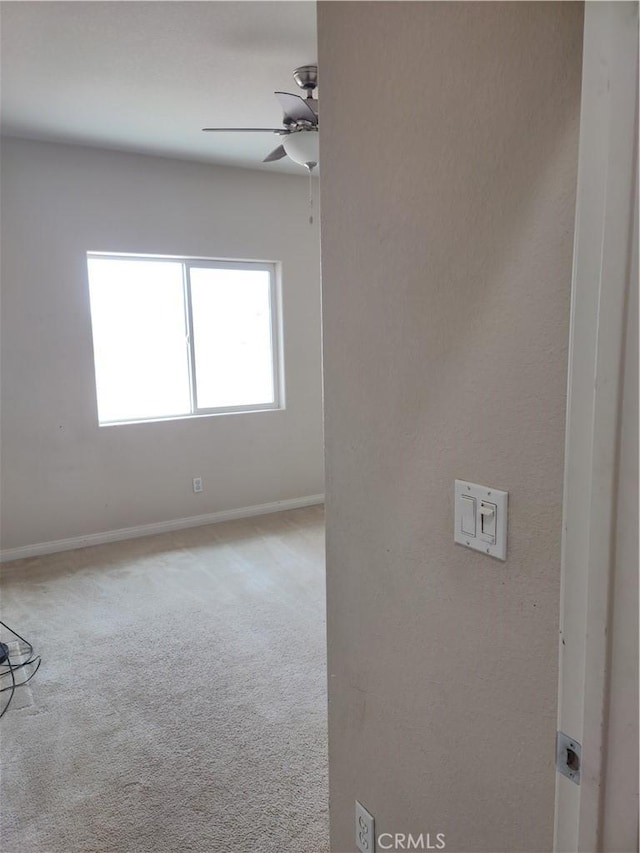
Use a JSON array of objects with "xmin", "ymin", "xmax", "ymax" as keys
[
  {"xmin": 318, "ymin": 3, "xmax": 583, "ymax": 851},
  {"xmin": 0, "ymin": 139, "xmax": 323, "ymax": 552}
]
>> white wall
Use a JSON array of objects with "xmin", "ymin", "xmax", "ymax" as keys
[
  {"xmin": 553, "ymin": 6, "xmax": 639, "ymax": 848},
  {"xmin": 0, "ymin": 138, "xmax": 324, "ymax": 552},
  {"xmin": 603, "ymin": 183, "xmax": 638, "ymax": 850},
  {"xmin": 318, "ymin": 3, "xmax": 583, "ymax": 851}
]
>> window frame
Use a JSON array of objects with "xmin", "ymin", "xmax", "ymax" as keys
[{"xmin": 87, "ymin": 252, "xmax": 284, "ymax": 426}]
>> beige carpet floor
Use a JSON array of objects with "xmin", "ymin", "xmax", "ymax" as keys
[{"xmin": 0, "ymin": 506, "xmax": 329, "ymax": 853}]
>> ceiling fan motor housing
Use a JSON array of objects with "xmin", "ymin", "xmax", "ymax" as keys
[{"xmin": 293, "ymin": 65, "xmax": 318, "ymax": 93}]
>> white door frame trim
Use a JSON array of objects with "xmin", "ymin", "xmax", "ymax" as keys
[{"xmin": 554, "ymin": 3, "xmax": 638, "ymax": 851}]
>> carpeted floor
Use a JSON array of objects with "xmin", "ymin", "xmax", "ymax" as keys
[{"xmin": 0, "ymin": 506, "xmax": 329, "ymax": 853}]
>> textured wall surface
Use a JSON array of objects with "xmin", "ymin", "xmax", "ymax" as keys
[
  {"xmin": 318, "ymin": 3, "xmax": 583, "ymax": 851},
  {"xmin": 1, "ymin": 139, "xmax": 323, "ymax": 550}
]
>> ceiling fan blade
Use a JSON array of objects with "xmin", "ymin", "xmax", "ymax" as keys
[
  {"xmin": 202, "ymin": 127, "xmax": 284, "ymax": 133},
  {"xmin": 275, "ymin": 92, "xmax": 317, "ymax": 125},
  {"xmin": 263, "ymin": 144, "xmax": 287, "ymax": 163}
]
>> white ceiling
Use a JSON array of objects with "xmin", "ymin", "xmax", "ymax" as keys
[{"xmin": 0, "ymin": 1, "xmax": 318, "ymax": 174}]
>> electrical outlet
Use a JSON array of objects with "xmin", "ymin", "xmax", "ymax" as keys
[
  {"xmin": 355, "ymin": 801, "xmax": 375, "ymax": 853},
  {"xmin": 192, "ymin": 477, "xmax": 203, "ymax": 494}
]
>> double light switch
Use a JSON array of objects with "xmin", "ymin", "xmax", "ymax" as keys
[
  {"xmin": 455, "ymin": 480, "xmax": 508, "ymax": 560},
  {"xmin": 461, "ymin": 495, "xmax": 496, "ymax": 541}
]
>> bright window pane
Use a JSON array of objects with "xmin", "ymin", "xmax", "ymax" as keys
[
  {"xmin": 190, "ymin": 267, "xmax": 275, "ymax": 409},
  {"xmin": 88, "ymin": 258, "xmax": 191, "ymax": 423}
]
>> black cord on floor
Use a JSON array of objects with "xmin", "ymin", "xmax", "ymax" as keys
[
  {"xmin": 0, "ymin": 657, "xmax": 17, "ymax": 719},
  {"xmin": 0, "ymin": 621, "xmax": 41, "ymax": 719}
]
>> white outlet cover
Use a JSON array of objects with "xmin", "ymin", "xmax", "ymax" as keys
[
  {"xmin": 454, "ymin": 479, "xmax": 508, "ymax": 560},
  {"xmin": 355, "ymin": 801, "xmax": 375, "ymax": 853}
]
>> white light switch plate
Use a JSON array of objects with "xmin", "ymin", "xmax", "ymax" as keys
[{"xmin": 454, "ymin": 480, "xmax": 508, "ymax": 560}]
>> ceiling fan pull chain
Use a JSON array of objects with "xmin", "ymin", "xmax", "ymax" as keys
[{"xmin": 308, "ymin": 166, "xmax": 315, "ymax": 225}]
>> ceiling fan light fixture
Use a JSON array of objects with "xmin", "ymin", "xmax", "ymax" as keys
[{"xmin": 282, "ymin": 130, "xmax": 319, "ymax": 171}]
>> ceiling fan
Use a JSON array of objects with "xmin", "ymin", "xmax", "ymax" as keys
[{"xmin": 202, "ymin": 65, "xmax": 319, "ymax": 172}]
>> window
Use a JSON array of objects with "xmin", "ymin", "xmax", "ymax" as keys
[{"xmin": 87, "ymin": 253, "xmax": 281, "ymax": 425}]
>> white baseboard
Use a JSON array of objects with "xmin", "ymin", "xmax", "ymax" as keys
[{"xmin": 0, "ymin": 494, "xmax": 324, "ymax": 564}]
